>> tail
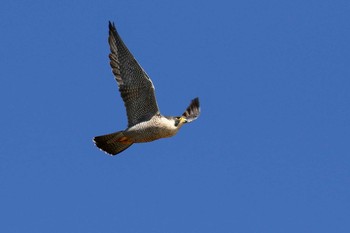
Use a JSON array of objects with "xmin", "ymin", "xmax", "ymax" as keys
[{"xmin": 93, "ymin": 131, "xmax": 133, "ymax": 156}]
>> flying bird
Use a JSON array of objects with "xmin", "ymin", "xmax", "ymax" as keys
[{"xmin": 93, "ymin": 22, "xmax": 200, "ymax": 155}]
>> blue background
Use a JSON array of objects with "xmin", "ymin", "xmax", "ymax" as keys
[{"xmin": 1, "ymin": 0, "xmax": 350, "ymax": 232}]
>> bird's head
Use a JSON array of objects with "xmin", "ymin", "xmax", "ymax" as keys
[{"xmin": 174, "ymin": 116, "xmax": 188, "ymax": 128}]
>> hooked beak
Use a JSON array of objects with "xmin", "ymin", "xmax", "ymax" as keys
[
  {"xmin": 179, "ymin": 116, "xmax": 188, "ymax": 124},
  {"xmin": 175, "ymin": 116, "xmax": 188, "ymax": 127}
]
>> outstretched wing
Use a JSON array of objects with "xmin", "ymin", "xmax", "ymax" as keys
[
  {"xmin": 182, "ymin": 97, "xmax": 200, "ymax": 122},
  {"xmin": 108, "ymin": 21, "xmax": 160, "ymax": 127}
]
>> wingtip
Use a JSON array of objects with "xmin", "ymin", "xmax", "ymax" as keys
[
  {"xmin": 191, "ymin": 97, "xmax": 200, "ymax": 110},
  {"xmin": 182, "ymin": 97, "xmax": 201, "ymax": 122},
  {"xmin": 108, "ymin": 21, "xmax": 116, "ymax": 30}
]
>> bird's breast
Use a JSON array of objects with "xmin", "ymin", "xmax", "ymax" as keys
[{"xmin": 125, "ymin": 116, "xmax": 178, "ymax": 143}]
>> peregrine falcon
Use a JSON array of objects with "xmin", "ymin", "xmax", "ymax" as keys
[{"xmin": 93, "ymin": 22, "xmax": 200, "ymax": 155}]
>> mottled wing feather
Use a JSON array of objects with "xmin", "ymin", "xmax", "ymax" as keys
[
  {"xmin": 108, "ymin": 21, "xmax": 160, "ymax": 127},
  {"xmin": 182, "ymin": 97, "xmax": 200, "ymax": 122}
]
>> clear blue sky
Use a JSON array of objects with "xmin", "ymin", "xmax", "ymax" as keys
[{"xmin": 1, "ymin": 0, "xmax": 349, "ymax": 232}]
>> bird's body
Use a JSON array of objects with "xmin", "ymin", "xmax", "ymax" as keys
[
  {"xmin": 93, "ymin": 22, "xmax": 200, "ymax": 155},
  {"xmin": 124, "ymin": 115, "xmax": 180, "ymax": 142}
]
